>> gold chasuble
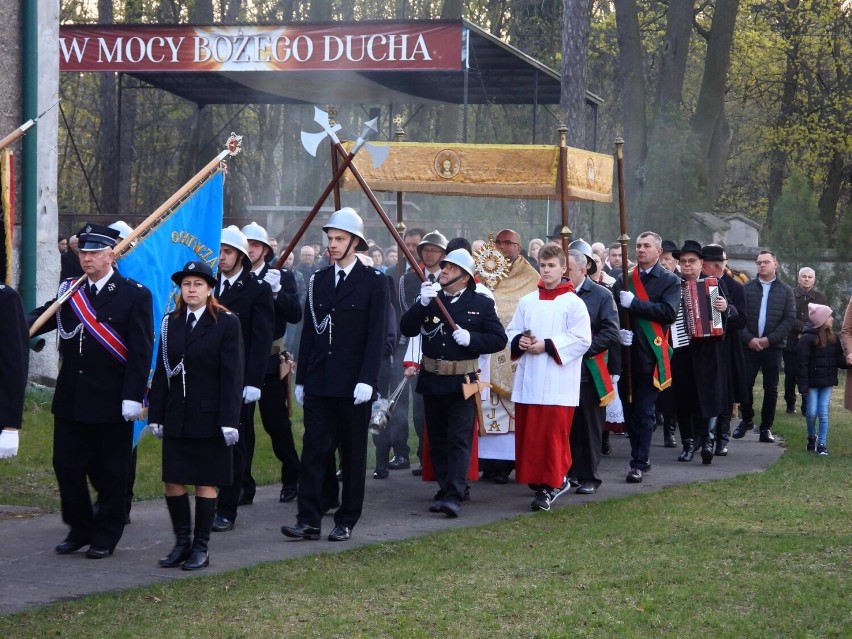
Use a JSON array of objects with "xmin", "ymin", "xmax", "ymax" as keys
[{"xmin": 488, "ymin": 256, "xmax": 539, "ymax": 398}]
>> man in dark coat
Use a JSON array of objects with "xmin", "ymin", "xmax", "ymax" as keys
[
  {"xmin": 400, "ymin": 249, "xmax": 507, "ymax": 517},
  {"xmin": 29, "ymin": 223, "xmax": 153, "ymax": 558},
  {"xmin": 702, "ymin": 244, "xmax": 748, "ymax": 456},
  {"xmin": 0, "ymin": 282, "xmax": 29, "ymax": 459},
  {"xmin": 783, "ymin": 267, "xmax": 826, "ymax": 415},
  {"xmin": 282, "ymin": 208, "xmax": 388, "ymax": 542},
  {"xmin": 669, "ymin": 241, "xmax": 738, "ymax": 465},
  {"xmin": 238, "ymin": 222, "xmax": 302, "ymax": 505},
  {"xmin": 613, "ymin": 231, "xmax": 681, "ymax": 483},
  {"xmin": 732, "ymin": 249, "xmax": 795, "ymax": 443},
  {"xmin": 211, "ymin": 226, "xmax": 275, "ymax": 532},
  {"xmin": 566, "ymin": 242, "xmax": 620, "ymax": 494}
]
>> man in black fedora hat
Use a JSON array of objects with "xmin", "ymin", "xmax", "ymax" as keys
[
  {"xmin": 30, "ymin": 223, "xmax": 154, "ymax": 559},
  {"xmin": 669, "ymin": 240, "xmax": 736, "ymax": 465}
]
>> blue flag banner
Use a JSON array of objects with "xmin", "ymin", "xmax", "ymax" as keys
[{"xmin": 117, "ymin": 171, "xmax": 224, "ymax": 445}]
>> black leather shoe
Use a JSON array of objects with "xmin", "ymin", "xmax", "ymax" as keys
[
  {"xmin": 279, "ymin": 486, "xmax": 297, "ymax": 503},
  {"xmin": 626, "ymin": 468, "xmax": 643, "ymax": 483},
  {"xmin": 715, "ymin": 440, "xmax": 729, "ymax": 456},
  {"xmin": 438, "ymin": 500, "xmax": 461, "ymax": 518},
  {"xmin": 328, "ymin": 525, "xmax": 351, "ymax": 542},
  {"xmin": 678, "ymin": 441, "xmax": 695, "ymax": 462},
  {"xmin": 85, "ymin": 546, "xmax": 113, "ymax": 559},
  {"xmin": 759, "ymin": 428, "xmax": 775, "ymax": 443},
  {"xmin": 373, "ymin": 469, "xmax": 389, "ymax": 479},
  {"xmin": 576, "ymin": 481, "xmax": 596, "ymax": 495},
  {"xmin": 237, "ymin": 493, "xmax": 254, "ymax": 506},
  {"xmin": 428, "ymin": 501, "xmax": 443, "ymax": 513},
  {"xmin": 211, "ymin": 515, "xmax": 235, "ymax": 532},
  {"xmin": 55, "ymin": 539, "xmax": 88, "ymax": 554},
  {"xmin": 281, "ymin": 522, "xmax": 321, "ymax": 540},
  {"xmin": 411, "ymin": 465, "xmax": 423, "ymax": 476},
  {"xmin": 388, "ymin": 456, "xmax": 410, "ymax": 470},
  {"xmin": 732, "ymin": 420, "xmax": 754, "ymax": 439},
  {"xmin": 701, "ymin": 441, "xmax": 714, "ymax": 465}
]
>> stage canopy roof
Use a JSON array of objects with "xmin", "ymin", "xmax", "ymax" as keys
[{"xmin": 59, "ymin": 19, "xmax": 603, "ymax": 109}]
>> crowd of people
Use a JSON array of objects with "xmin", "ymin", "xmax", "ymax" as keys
[{"xmin": 2, "ymin": 211, "xmax": 851, "ymax": 571}]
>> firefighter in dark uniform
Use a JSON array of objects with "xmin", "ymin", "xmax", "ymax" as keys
[
  {"xmin": 211, "ymin": 226, "xmax": 275, "ymax": 532},
  {"xmin": 0, "ymin": 281, "xmax": 28, "ymax": 459},
  {"xmin": 281, "ymin": 208, "xmax": 388, "ymax": 542},
  {"xmin": 29, "ymin": 223, "xmax": 154, "ymax": 558},
  {"xmin": 239, "ymin": 222, "xmax": 303, "ymax": 504},
  {"xmin": 399, "ymin": 249, "xmax": 507, "ymax": 517}
]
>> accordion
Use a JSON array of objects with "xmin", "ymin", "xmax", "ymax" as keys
[{"xmin": 670, "ymin": 277, "xmax": 724, "ymax": 348}]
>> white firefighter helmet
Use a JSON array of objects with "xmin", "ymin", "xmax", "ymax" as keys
[
  {"xmin": 322, "ymin": 207, "xmax": 369, "ymax": 251},
  {"xmin": 221, "ymin": 225, "xmax": 250, "ymax": 260}
]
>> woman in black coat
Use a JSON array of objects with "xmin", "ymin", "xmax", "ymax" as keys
[{"xmin": 148, "ymin": 261, "xmax": 244, "ymax": 571}]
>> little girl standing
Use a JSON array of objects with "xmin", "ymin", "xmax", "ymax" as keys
[{"xmin": 796, "ymin": 304, "xmax": 848, "ymax": 455}]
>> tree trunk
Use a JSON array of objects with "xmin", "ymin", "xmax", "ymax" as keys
[
  {"xmin": 654, "ymin": 0, "xmax": 695, "ymax": 116},
  {"xmin": 691, "ymin": 0, "xmax": 740, "ymax": 207},
  {"xmin": 561, "ymin": 0, "xmax": 593, "ymax": 229},
  {"xmin": 766, "ymin": 36, "xmax": 799, "ymax": 231},
  {"xmin": 613, "ymin": 0, "xmax": 648, "ymax": 229},
  {"xmin": 189, "ymin": 0, "xmax": 214, "ymax": 22},
  {"xmin": 818, "ymin": 150, "xmax": 845, "ymax": 239}
]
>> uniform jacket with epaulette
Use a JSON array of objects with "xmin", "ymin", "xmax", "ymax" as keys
[
  {"xmin": 399, "ymin": 286, "xmax": 507, "ymax": 395},
  {"xmin": 29, "ymin": 271, "xmax": 154, "ymax": 424},
  {"xmin": 256, "ymin": 263, "xmax": 302, "ymax": 376},
  {"xmin": 148, "ymin": 309, "xmax": 244, "ymax": 438},
  {"xmin": 216, "ymin": 266, "xmax": 275, "ymax": 389},
  {"xmin": 297, "ymin": 259, "xmax": 388, "ymax": 397}
]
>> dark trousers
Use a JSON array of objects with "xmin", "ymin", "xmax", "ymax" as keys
[
  {"xmin": 53, "ymin": 417, "xmax": 133, "ymax": 550},
  {"xmin": 569, "ymin": 381, "xmax": 604, "ymax": 486},
  {"xmin": 622, "ymin": 373, "xmax": 658, "ymax": 471},
  {"xmin": 782, "ymin": 349, "xmax": 804, "ymax": 410},
  {"xmin": 741, "ymin": 348, "xmax": 782, "ymax": 428},
  {"xmin": 423, "ymin": 392, "xmax": 475, "ymax": 505},
  {"xmin": 242, "ymin": 371, "xmax": 300, "ymax": 499},
  {"xmin": 297, "ymin": 395, "xmax": 370, "ymax": 529},
  {"xmin": 216, "ymin": 402, "xmax": 253, "ymax": 520}
]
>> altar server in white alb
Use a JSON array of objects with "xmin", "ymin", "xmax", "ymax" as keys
[{"xmin": 506, "ymin": 245, "xmax": 591, "ymax": 512}]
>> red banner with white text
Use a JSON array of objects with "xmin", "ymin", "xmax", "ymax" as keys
[{"xmin": 59, "ymin": 22, "xmax": 463, "ymax": 73}]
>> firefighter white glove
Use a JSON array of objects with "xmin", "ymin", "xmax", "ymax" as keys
[
  {"xmin": 619, "ymin": 290, "xmax": 635, "ymax": 308},
  {"xmin": 242, "ymin": 386, "xmax": 261, "ymax": 404},
  {"xmin": 353, "ymin": 383, "xmax": 373, "ymax": 405},
  {"xmin": 419, "ymin": 281, "xmax": 438, "ymax": 306},
  {"xmin": 122, "ymin": 400, "xmax": 143, "ymax": 421},
  {"xmin": 0, "ymin": 430, "xmax": 19, "ymax": 458},
  {"xmin": 148, "ymin": 423, "xmax": 164, "ymax": 439},
  {"xmin": 263, "ymin": 268, "xmax": 282, "ymax": 293},
  {"xmin": 221, "ymin": 427, "xmax": 239, "ymax": 446},
  {"xmin": 619, "ymin": 329, "xmax": 634, "ymax": 346},
  {"xmin": 453, "ymin": 328, "xmax": 471, "ymax": 347}
]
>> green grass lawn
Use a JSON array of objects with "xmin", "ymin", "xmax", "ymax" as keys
[{"xmin": 0, "ymin": 384, "xmax": 850, "ymax": 638}]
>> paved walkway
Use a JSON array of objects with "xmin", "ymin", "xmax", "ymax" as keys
[{"xmin": 0, "ymin": 432, "xmax": 784, "ymax": 615}]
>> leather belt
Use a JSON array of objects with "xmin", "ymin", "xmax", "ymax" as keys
[{"xmin": 421, "ymin": 356, "xmax": 478, "ymax": 376}]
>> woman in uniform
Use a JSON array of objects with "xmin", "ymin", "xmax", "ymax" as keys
[{"xmin": 148, "ymin": 261, "xmax": 244, "ymax": 571}]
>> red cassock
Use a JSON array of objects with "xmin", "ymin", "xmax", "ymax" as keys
[{"xmin": 514, "ymin": 404, "xmax": 575, "ymax": 488}]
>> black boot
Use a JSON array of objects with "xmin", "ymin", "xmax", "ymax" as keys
[
  {"xmin": 159, "ymin": 494, "xmax": 192, "ymax": 568},
  {"xmin": 715, "ymin": 415, "xmax": 731, "ymax": 456},
  {"xmin": 677, "ymin": 439, "xmax": 694, "ymax": 462},
  {"xmin": 701, "ymin": 418, "xmax": 716, "ymax": 465},
  {"xmin": 183, "ymin": 496, "xmax": 216, "ymax": 571},
  {"xmin": 663, "ymin": 421, "xmax": 677, "ymax": 448}
]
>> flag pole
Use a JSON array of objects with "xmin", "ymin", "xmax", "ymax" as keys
[
  {"xmin": 29, "ymin": 133, "xmax": 242, "ymax": 336},
  {"xmin": 0, "ymin": 100, "xmax": 60, "ymax": 151}
]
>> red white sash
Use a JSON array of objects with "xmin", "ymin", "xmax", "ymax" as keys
[{"xmin": 68, "ymin": 288, "xmax": 129, "ymax": 364}]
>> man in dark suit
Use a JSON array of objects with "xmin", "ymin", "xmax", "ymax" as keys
[
  {"xmin": 400, "ymin": 249, "xmax": 507, "ymax": 517},
  {"xmin": 702, "ymin": 244, "xmax": 748, "ymax": 456},
  {"xmin": 282, "ymin": 208, "xmax": 388, "ymax": 542},
  {"xmin": 239, "ymin": 222, "xmax": 302, "ymax": 505},
  {"xmin": 211, "ymin": 226, "xmax": 275, "ymax": 532},
  {"xmin": 613, "ymin": 231, "xmax": 681, "ymax": 483},
  {"xmin": 30, "ymin": 223, "xmax": 153, "ymax": 558},
  {"xmin": 566, "ymin": 241, "xmax": 621, "ymax": 494},
  {"xmin": 0, "ymin": 281, "xmax": 28, "ymax": 459}
]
